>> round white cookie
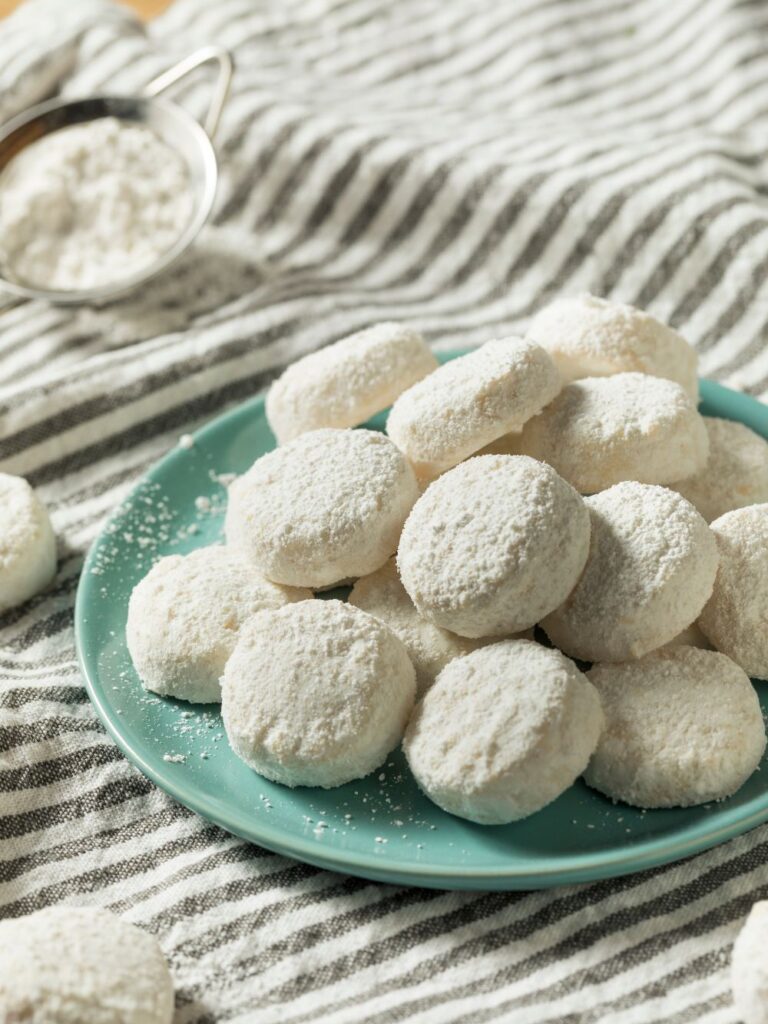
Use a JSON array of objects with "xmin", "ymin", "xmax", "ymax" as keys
[
  {"xmin": 266, "ymin": 322, "xmax": 437, "ymax": 444},
  {"xmin": 397, "ymin": 455, "xmax": 590, "ymax": 638},
  {"xmin": 386, "ymin": 337, "xmax": 560, "ymax": 479},
  {"xmin": 475, "ymin": 430, "xmax": 523, "ymax": 458},
  {"xmin": 663, "ymin": 621, "xmax": 712, "ymax": 651},
  {"xmin": 516, "ymin": 372, "xmax": 708, "ymax": 494},
  {"xmin": 0, "ymin": 473, "xmax": 56, "ymax": 613},
  {"xmin": 225, "ymin": 428, "xmax": 419, "ymax": 588},
  {"xmin": 404, "ymin": 640, "xmax": 603, "ymax": 824},
  {"xmin": 527, "ymin": 293, "xmax": 698, "ymax": 399},
  {"xmin": 127, "ymin": 545, "xmax": 311, "ymax": 703},
  {"xmin": 732, "ymin": 901, "xmax": 768, "ymax": 1024},
  {"xmin": 348, "ymin": 558, "xmax": 533, "ymax": 696},
  {"xmin": 222, "ymin": 600, "xmax": 416, "ymax": 788},
  {"xmin": 0, "ymin": 906, "xmax": 173, "ymax": 1024},
  {"xmin": 584, "ymin": 647, "xmax": 766, "ymax": 808},
  {"xmin": 699, "ymin": 504, "xmax": 768, "ymax": 678},
  {"xmin": 542, "ymin": 482, "xmax": 718, "ymax": 663},
  {"xmin": 673, "ymin": 416, "xmax": 768, "ymax": 523}
]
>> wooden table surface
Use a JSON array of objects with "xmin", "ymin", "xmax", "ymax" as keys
[{"xmin": 0, "ymin": 0, "xmax": 170, "ymax": 16}]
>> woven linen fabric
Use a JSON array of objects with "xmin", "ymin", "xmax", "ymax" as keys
[{"xmin": 1, "ymin": 0, "xmax": 768, "ymax": 1020}]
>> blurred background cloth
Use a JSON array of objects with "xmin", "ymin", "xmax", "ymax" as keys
[
  {"xmin": 0, "ymin": 0, "xmax": 170, "ymax": 15},
  {"xmin": 1, "ymin": 1, "xmax": 767, "ymax": 1021}
]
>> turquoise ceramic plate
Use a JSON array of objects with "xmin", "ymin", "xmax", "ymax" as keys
[{"xmin": 75, "ymin": 363, "xmax": 768, "ymax": 890}]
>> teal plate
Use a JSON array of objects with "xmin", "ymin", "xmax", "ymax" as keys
[{"xmin": 75, "ymin": 364, "xmax": 768, "ymax": 890}]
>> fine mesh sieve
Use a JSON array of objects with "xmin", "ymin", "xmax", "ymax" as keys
[{"xmin": 0, "ymin": 46, "xmax": 233, "ymax": 305}]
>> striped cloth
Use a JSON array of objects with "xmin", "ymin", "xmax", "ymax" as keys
[{"xmin": 1, "ymin": 0, "xmax": 767, "ymax": 1020}]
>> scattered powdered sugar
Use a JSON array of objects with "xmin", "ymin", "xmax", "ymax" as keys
[
  {"xmin": 0, "ymin": 117, "xmax": 193, "ymax": 291},
  {"xmin": 209, "ymin": 469, "xmax": 237, "ymax": 488},
  {"xmin": 162, "ymin": 753, "xmax": 187, "ymax": 764}
]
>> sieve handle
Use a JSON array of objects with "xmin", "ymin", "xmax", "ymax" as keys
[{"xmin": 143, "ymin": 46, "xmax": 234, "ymax": 140}]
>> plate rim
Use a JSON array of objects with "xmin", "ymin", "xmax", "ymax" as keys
[{"xmin": 74, "ymin": 375, "xmax": 768, "ymax": 890}]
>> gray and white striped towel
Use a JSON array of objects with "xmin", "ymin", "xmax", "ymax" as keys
[{"xmin": 1, "ymin": 0, "xmax": 767, "ymax": 1020}]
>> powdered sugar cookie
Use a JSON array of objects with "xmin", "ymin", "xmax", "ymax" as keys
[
  {"xmin": 673, "ymin": 416, "xmax": 768, "ymax": 522},
  {"xmin": 0, "ymin": 473, "xmax": 56, "ymax": 613},
  {"xmin": 699, "ymin": 504, "xmax": 768, "ymax": 678},
  {"xmin": 397, "ymin": 455, "xmax": 590, "ymax": 638},
  {"xmin": 584, "ymin": 647, "xmax": 765, "ymax": 808},
  {"xmin": 266, "ymin": 322, "xmax": 437, "ymax": 444},
  {"xmin": 222, "ymin": 600, "xmax": 415, "ymax": 788},
  {"xmin": 127, "ymin": 545, "xmax": 311, "ymax": 703},
  {"xmin": 348, "ymin": 558, "xmax": 533, "ymax": 696},
  {"xmin": 0, "ymin": 906, "xmax": 173, "ymax": 1024},
  {"xmin": 474, "ymin": 430, "xmax": 523, "ymax": 458},
  {"xmin": 732, "ymin": 901, "xmax": 768, "ymax": 1024},
  {"xmin": 528, "ymin": 293, "xmax": 698, "ymax": 399},
  {"xmin": 386, "ymin": 338, "xmax": 560, "ymax": 479},
  {"xmin": 663, "ymin": 621, "xmax": 712, "ymax": 651},
  {"xmin": 516, "ymin": 372, "xmax": 708, "ymax": 493},
  {"xmin": 542, "ymin": 483, "xmax": 718, "ymax": 662},
  {"xmin": 226, "ymin": 428, "xmax": 419, "ymax": 588},
  {"xmin": 404, "ymin": 640, "xmax": 603, "ymax": 824}
]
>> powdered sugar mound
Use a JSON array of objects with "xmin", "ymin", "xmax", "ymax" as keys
[
  {"xmin": 386, "ymin": 337, "xmax": 560, "ymax": 479},
  {"xmin": 226, "ymin": 428, "xmax": 419, "ymax": 588},
  {"xmin": 266, "ymin": 322, "xmax": 437, "ymax": 443},
  {"xmin": 673, "ymin": 416, "xmax": 768, "ymax": 523},
  {"xmin": 404, "ymin": 640, "xmax": 603, "ymax": 824},
  {"xmin": 0, "ymin": 472, "xmax": 56, "ymax": 613},
  {"xmin": 542, "ymin": 482, "xmax": 718, "ymax": 662},
  {"xmin": 209, "ymin": 469, "xmax": 236, "ymax": 488},
  {"xmin": 0, "ymin": 117, "xmax": 193, "ymax": 291},
  {"xmin": 732, "ymin": 901, "xmax": 768, "ymax": 1024},
  {"xmin": 699, "ymin": 504, "xmax": 768, "ymax": 678},
  {"xmin": 0, "ymin": 906, "xmax": 173, "ymax": 1024},
  {"xmin": 584, "ymin": 647, "xmax": 766, "ymax": 807},
  {"xmin": 127, "ymin": 545, "xmax": 311, "ymax": 703},
  {"xmin": 528, "ymin": 293, "xmax": 698, "ymax": 399},
  {"xmin": 517, "ymin": 372, "xmax": 708, "ymax": 494},
  {"xmin": 222, "ymin": 600, "xmax": 416, "ymax": 788},
  {"xmin": 397, "ymin": 454, "xmax": 590, "ymax": 638}
]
